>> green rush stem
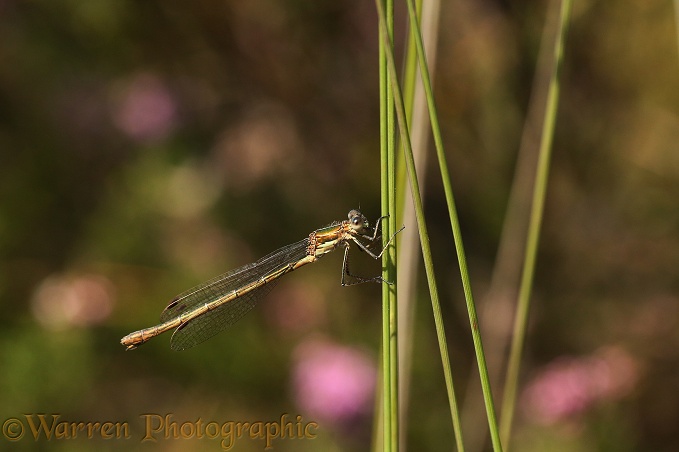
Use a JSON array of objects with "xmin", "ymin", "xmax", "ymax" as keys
[
  {"xmin": 375, "ymin": 0, "xmax": 468, "ymax": 450},
  {"xmin": 405, "ymin": 0, "xmax": 505, "ymax": 449},
  {"xmin": 500, "ymin": 0, "xmax": 572, "ymax": 448},
  {"xmin": 379, "ymin": 0, "xmax": 398, "ymax": 451}
]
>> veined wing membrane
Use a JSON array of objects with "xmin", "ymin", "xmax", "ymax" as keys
[
  {"xmin": 170, "ymin": 281, "xmax": 279, "ymax": 350},
  {"xmin": 160, "ymin": 238, "xmax": 310, "ymax": 350}
]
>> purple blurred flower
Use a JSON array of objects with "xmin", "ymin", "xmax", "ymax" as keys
[
  {"xmin": 31, "ymin": 273, "xmax": 115, "ymax": 330},
  {"xmin": 291, "ymin": 338, "xmax": 376, "ymax": 426},
  {"xmin": 521, "ymin": 346, "xmax": 640, "ymax": 425},
  {"xmin": 210, "ymin": 102, "xmax": 301, "ymax": 190},
  {"xmin": 111, "ymin": 73, "xmax": 178, "ymax": 143}
]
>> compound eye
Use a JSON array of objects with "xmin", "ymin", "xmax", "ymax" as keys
[{"xmin": 347, "ymin": 209, "xmax": 366, "ymax": 230}]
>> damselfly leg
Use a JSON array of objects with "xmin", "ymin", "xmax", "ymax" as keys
[{"xmin": 340, "ymin": 216, "xmax": 405, "ymax": 286}]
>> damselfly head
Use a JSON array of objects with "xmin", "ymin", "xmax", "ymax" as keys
[{"xmin": 347, "ymin": 209, "xmax": 370, "ymax": 233}]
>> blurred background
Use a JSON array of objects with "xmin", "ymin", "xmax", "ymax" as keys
[{"xmin": 1, "ymin": 0, "xmax": 678, "ymax": 451}]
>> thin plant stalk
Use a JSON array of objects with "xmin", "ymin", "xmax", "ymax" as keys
[
  {"xmin": 378, "ymin": 0, "xmax": 398, "ymax": 451},
  {"xmin": 675, "ymin": 0, "xmax": 679, "ymax": 59},
  {"xmin": 499, "ymin": 0, "xmax": 573, "ymax": 448},
  {"xmin": 403, "ymin": 0, "xmax": 506, "ymax": 449},
  {"xmin": 396, "ymin": 0, "xmax": 441, "ymax": 449},
  {"xmin": 375, "ymin": 0, "xmax": 465, "ymax": 450},
  {"xmin": 463, "ymin": 1, "xmax": 567, "ymax": 450}
]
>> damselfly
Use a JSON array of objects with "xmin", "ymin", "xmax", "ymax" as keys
[{"xmin": 121, "ymin": 209, "xmax": 402, "ymax": 351}]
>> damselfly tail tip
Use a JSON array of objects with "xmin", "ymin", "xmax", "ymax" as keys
[
  {"xmin": 120, "ymin": 333, "xmax": 141, "ymax": 351},
  {"xmin": 120, "ymin": 340, "xmax": 139, "ymax": 351}
]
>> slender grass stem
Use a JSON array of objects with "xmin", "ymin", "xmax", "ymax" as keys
[
  {"xmin": 499, "ymin": 0, "xmax": 573, "ymax": 448},
  {"xmin": 395, "ymin": 0, "xmax": 439, "ymax": 447},
  {"xmin": 375, "ymin": 1, "xmax": 466, "ymax": 450},
  {"xmin": 379, "ymin": 1, "xmax": 398, "ymax": 451},
  {"xmin": 401, "ymin": 0, "xmax": 504, "ymax": 449}
]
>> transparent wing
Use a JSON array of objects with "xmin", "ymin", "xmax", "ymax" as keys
[
  {"xmin": 159, "ymin": 238, "xmax": 310, "ymax": 350},
  {"xmin": 170, "ymin": 281, "xmax": 279, "ymax": 351}
]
